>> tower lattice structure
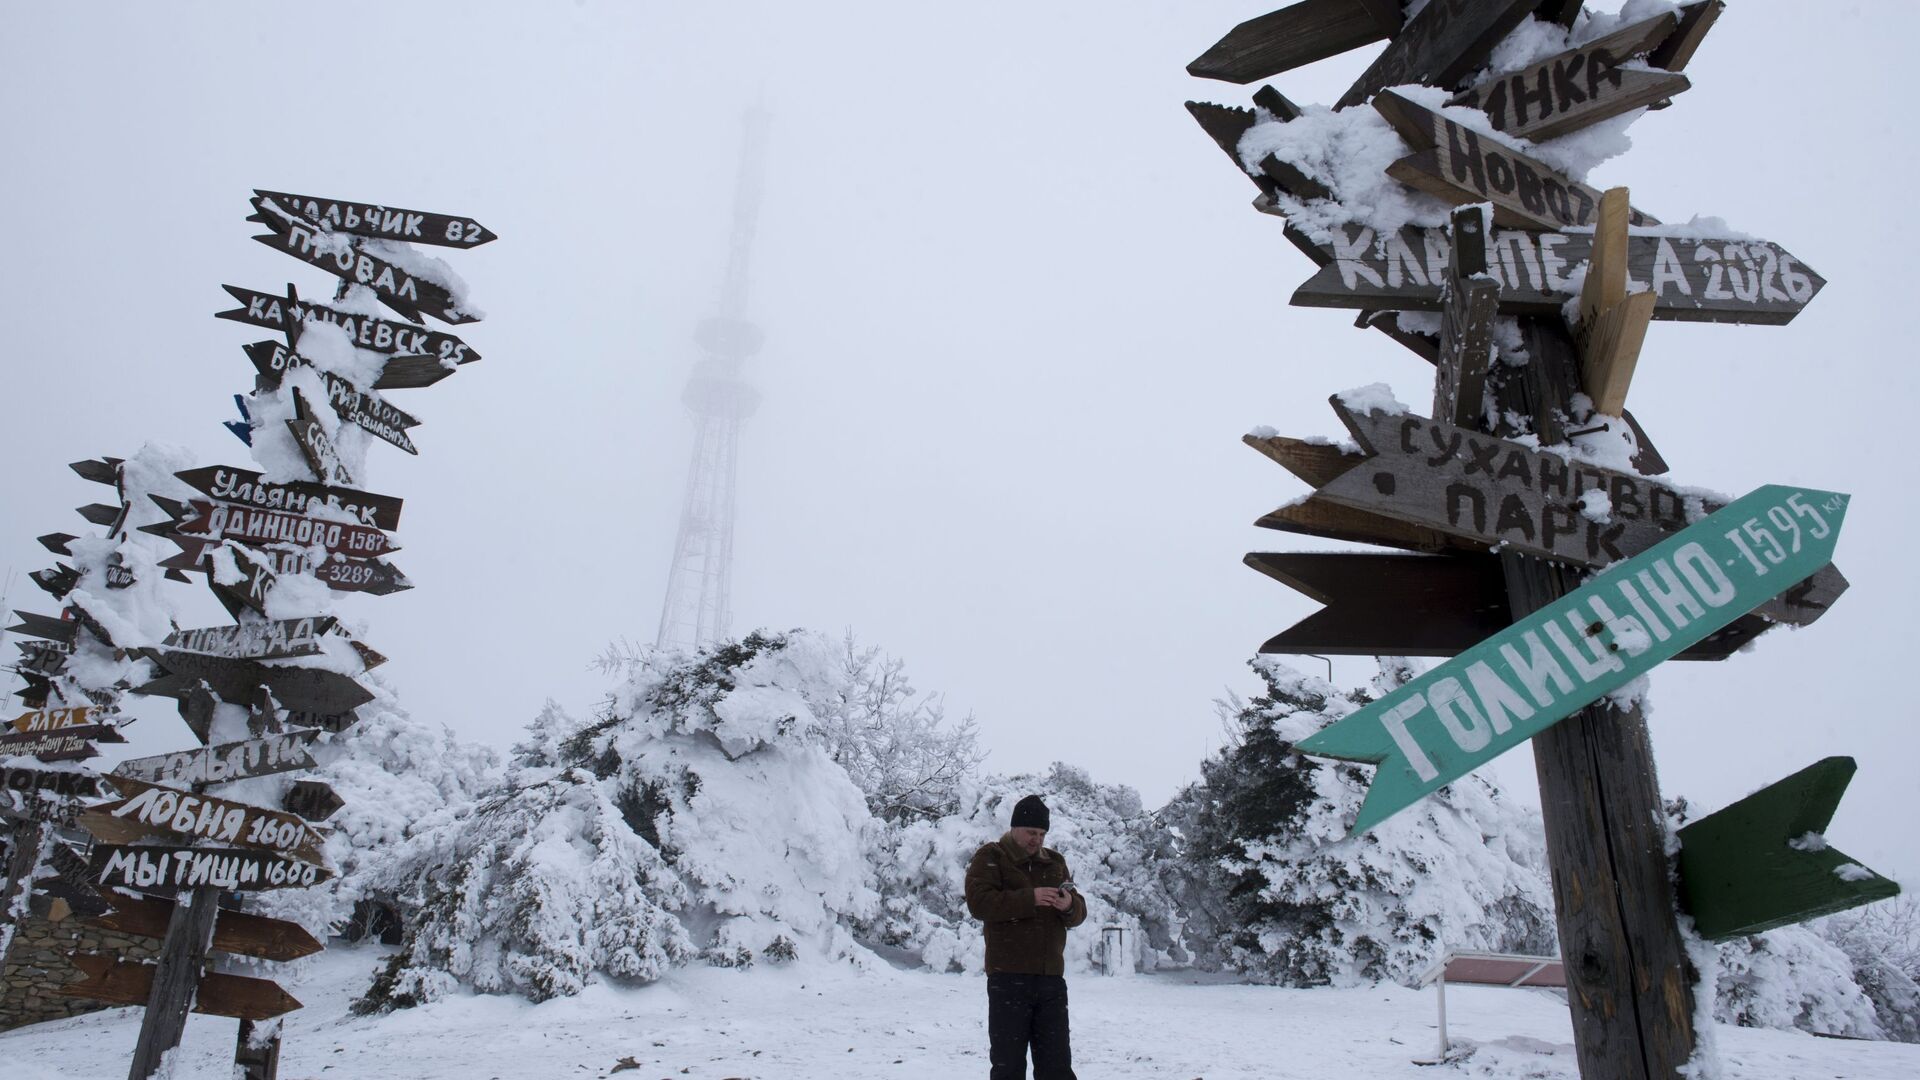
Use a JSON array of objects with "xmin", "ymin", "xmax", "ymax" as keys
[{"xmin": 656, "ymin": 110, "xmax": 768, "ymax": 651}]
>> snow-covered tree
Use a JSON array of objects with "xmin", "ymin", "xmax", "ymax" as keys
[
  {"xmin": 1817, "ymin": 896, "xmax": 1920, "ymax": 1042},
  {"xmin": 1708, "ymin": 924, "xmax": 1881, "ymax": 1039},
  {"xmin": 1165, "ymin": 656, "xmax": 1556, "ymax": 986},
  {"xmin": 357, "ymin": 631, "xmax": 881, "ymax": 1008},
  {"xmin": 813, "ymin": 632, "xmax": 984, "ymax": 821}
]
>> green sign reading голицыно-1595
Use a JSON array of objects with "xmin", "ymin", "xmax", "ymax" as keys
[{"xmin": 1295, "ymin": 484, "xmax": 1850, "ymax": 835}]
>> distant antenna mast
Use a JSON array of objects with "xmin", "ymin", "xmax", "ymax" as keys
[{"xmin": 656, "ymin": 109, "xmax": 769, "ymax": 651}]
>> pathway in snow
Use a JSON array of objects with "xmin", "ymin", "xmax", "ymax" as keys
[{"xmin": 3, "ymin": 946, "xmax": 1916, "ymax": 1079}]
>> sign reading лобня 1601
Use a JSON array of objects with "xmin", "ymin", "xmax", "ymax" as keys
[{"xmin": 1296, "ymin": 485, "xmax": 1849, "ymax": 834}]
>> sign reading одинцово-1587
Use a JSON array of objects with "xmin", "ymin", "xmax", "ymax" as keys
[{"xmin": 1296, "ymin": 484, "xmax": 1851, "ymax": 834}]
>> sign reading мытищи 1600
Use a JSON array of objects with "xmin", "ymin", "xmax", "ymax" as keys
[{"xmin": 1295, "ymin": 484, "xmax": 1851, "ymax": 834}]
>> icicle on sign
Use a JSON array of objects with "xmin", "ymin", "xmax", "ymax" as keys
[{"xmin": 1297, "ymin": 485, "xmax": 1850, "ymax": 834}]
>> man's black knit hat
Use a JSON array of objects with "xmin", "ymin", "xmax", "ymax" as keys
[{"xmin": 1011, "ymin": 794, "xmax": 1049, "ymax": 830}]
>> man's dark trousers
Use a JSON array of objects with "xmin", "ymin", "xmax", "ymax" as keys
[{"xmin": 987, "ymin": 973, "xmax": 1076, "ymax": 1080}]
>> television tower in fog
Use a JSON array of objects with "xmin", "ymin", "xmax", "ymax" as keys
[{"xmin": 656, "ymin": 109, "xmax": 769, "ymax": 652}]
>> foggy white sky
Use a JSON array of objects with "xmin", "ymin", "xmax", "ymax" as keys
[{"xmin": 3, "ymin": 2, "xmax": 1916, "ymax": 884}]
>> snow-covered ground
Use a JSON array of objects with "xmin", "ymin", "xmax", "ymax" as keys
[{"xmin": 4, "ymin": 946, "xmax": 1916, "ymax": 1079}]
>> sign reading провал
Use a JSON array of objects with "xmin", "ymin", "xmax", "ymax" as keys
[{"xmin": 1296, "ymin": 484, "xmax": 1851, "ymax": 834}]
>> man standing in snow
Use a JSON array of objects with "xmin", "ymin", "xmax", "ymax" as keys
[{"xmin": 965, "ymin": 794, "xmax": 1088, "ymax": 1080}]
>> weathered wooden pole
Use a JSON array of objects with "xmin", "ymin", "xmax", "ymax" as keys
[
  {"xmin": 127, "ymin": 884, "xmax": 221, "ymax": 1080},
  {"xmin": 0, "ymin": 819, "xmax": 51, "ymax": 964},
  {"xmin": 235, "ymin": 1017, "xmax": 283, "ymax": 1080},
  {"xmin": 1494, "ymin": 316, "xmax": 1697, "ymax": 1078}
]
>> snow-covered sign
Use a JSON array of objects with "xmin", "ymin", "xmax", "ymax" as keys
[
  {"xmin": 111, "ymin": 730, "xmax": 321, "ymax": 788},
  {"xmin": 1295, "ymin": 485, "xmax": 1851, "ymax": 834},
  {"xmin": 1447, "ymin": 10, "xmax": 1691, "ymax": 142},
  {"xmin": 58, "ymin": 954, "xmax": 302, "ymax": 1020},
  {"xmin": 177, "ymin": 465, "xmax": 402, "ymax": 531},
  {"xmin": 0, "ymin": 761, "xmax": 101, "ymax": 799},
  {"xmin": 164, "ymin": 538, "xmax": 413, "ymax": 602},
  {"xmin": 0, "ymin": 723, "xmax": 123, "ymax": 763},
  {"xmin": 1243, "ymin": 551, "xmax": 1769, "ymax": 661},
  {"xmin": 146, "ymin": 495, "xmax": 400, "ymax": 560},
  {"xmin": 250, "ymin": 196, "xmax": 477, "ymax": 325},
  {"xmin": 1334, "ymin": 0, "xmax": 1538, "ymax": 110},
  {"xmin": 8, "ymin": 705, "xmax": 112, "ymax": 734},
  {"xmin": 7, "ymin": 610, "xmax": 78, "ymax": 644},
  {"xmin": 1373, "ymin": 90, "xmax": 1658, "ymax": 230},
  {"xmin": 134, "ymin": 649, "xmax": 374, "ymax": 716},
  {"xmin": 1677, "ymin": 756, "xmax": 1900, "ymax": 941},
  {"xmin": 286, "ymin": 386, "xmax": 356, "ymax": 486},
  {"xmin": 163, "ymin": 615, "xmax": 337, "ymax": 661},
  {"xmin": 253, "ymin": 189, "xmax": 497, "ymax": 248},
  {"xmin": 216, "ymin": 283, "xmax": 478, "ymax": 367},
  {"xmin": 244, "ymin": 341, "xmax": 424, "ymax": 453},
  {"xmin": 1290, "ymin": 223, "xmax": 1824, "ymax": 325},
  {"xmin": 81, "ymin": 776, "xmax": 328, "ymax": 865},
  {"xmin": 1254, "ymin": 397, "xmax": 1847, "ymax": 627},
  {"xmin": 14, "ymin": 639, "xmax": 72, "ymax": 677},
  {"xmin": 88, "ymin": 842, "xmax": 331, "ymax": 894}
]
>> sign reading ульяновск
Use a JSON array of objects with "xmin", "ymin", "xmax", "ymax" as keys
[{"xmin": 1297, "ymin": 484, "xmax": 1850, "ymax": 834}]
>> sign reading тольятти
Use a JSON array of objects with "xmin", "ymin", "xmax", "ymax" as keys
[{"xmin": 1296, "ymin": 484, "xmax": 1850, "ymax": 833}]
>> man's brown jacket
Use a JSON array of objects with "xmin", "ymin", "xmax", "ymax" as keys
[{"xmin": 964, "ymin": 832, "xmax": 1089, "ymax": 975}]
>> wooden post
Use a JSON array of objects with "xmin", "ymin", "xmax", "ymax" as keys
[
  {"xmin": 0, "ymin": 819, "xmax": 52, "ymax": 964},
  {"xmin": 1578, "ymin": 188, "xmax": 1656, "ymax": 416},
  {"xmin": 235, "ymin": 1018, "xmax": 283, "ymax": 1080},
  {"xmin": 127, "ymin": 885, "xmax": 222, "ymax": 1080},
  {"xmin": 1493, "ymin": 317, "xmax": 1697, "ymax": 1079}
]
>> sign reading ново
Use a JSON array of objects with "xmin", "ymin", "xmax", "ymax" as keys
[{"xmin": 1297, "ymin": 484, "xmax": 1850, "ymax": 833}]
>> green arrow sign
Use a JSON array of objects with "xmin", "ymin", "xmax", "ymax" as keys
[
  {"xmin": 1677, "ymin": 757, "xmax": 1899, "ymax": 940},
  {"xmin": 1296, "ymin": 484, "xmax": 1850, "ymax": 834}
]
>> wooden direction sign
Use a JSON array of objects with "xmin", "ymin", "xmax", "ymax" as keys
[
  {"xmin": 135, "ymin": 650, "xmax": 374, "ymax": 716},
  {"xmin": 1289, "ymin": 222, "xmax": 1822, "ymax": 325},
  {"xmin": 9, "ymin": 610, "xmax": 78, "ymax": 644},
  {"xmin": 89, "ymin": 843, "xmax": 331, "ymax": 894},
  {"xmin": 148, "ymin": 495, "xmax": 399, "ymax": 560},
  {"xmin": 9, "ymin": 705, "xmax": 114, "ymax": 734},
  {"xmin": 1, "ymin": 761, "xmax": 100, "ymax": 799},
  {"xmin": 70, "ymin": 457, "xmax": 122, "ymax": 485},
  {"xmin": 217, "ymin": 283, "xmax": 477, "ymax": 374},
  {"xmin": 87, "ymin": 892, "xmax": 324, "ymax": 962},
  {"xmin": 163, "ymin": 538, "xmax": 412, "ymax": 600},
  {"xmin": 38, "ymin": 532, "xmax": 77, "ymax": 555},
  {"xmin": 251, "ymin": 197, "xmax": 478, "ymax": 325},
  {"xmin": 1245, "ymin": 552, "xmax": 1769, "ymax": 660},
  {"xmin": 15, "ymin": 639, "xmax": 71, "ymax": 678},
  {"xmin": 1186, "ymin": 0, "xmax": 1399, "ymax": 84},
  {"xmin": 60, "ymin": 954, "xmax": 303, "ymax": 1021},
  {"xmin": 245, "ymin": 341, "xmax": 423, "ymax": 454},
  {"xmin": 177, "ymin": 464, "xmax": 403, "ymax": 531},
  {"xmin": 164, "ymin": 616, "xmax": 337, "ymax": 662},
  {"xmin": 282, "ymin": 779, "xmax": 344, "ymax": 823},
  {"xmin": 76, "ymin": 502, "xmax": 122, "ymax": 526},
  {"xmin": 1372, "ymin": 90, "xmax": 1658, "ymax": 231},
  {"xmin": 1676, "ymin": 757, "xmax": 1900, "ymax": 940},
  {"xmin": 255, "ymin": 189, "xmax": 497, "ymax": 248},
  {"xmin": 1448, "ymin": 12, "xmax": 1690, "ymax": 143},
  {"xmin": 112, "ymin": 730, "xmax": 321, "ymax": 788},
  {"xmin": 1334, "ymin": 0, "xmax": 1538, "ymax": 110},
  {"xmin": 287, "ymin": 387, "xmax": 355, "ymax": 487},
  {"xmin": 1253, "ymin": 398, "xmax": 1848, "ymax": 627},
  {"xmin": 0, "ymin": 723, "xmax": 124, "ymax": 763},
  {"xmin": 1294, "ymin": 484, "xmax": 1851, "ymax": 833},
  {"xmin": 83, "ymin": 775, "xmax": 327, "ymax": 863},
  {"xmin": 30, "ymin": 564, "xmax": 79, "ymax": 599}
]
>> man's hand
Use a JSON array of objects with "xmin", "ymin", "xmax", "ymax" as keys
[{"xmin": 1033, "ymin": 887, "xmax": 1072, "ymax": 912}]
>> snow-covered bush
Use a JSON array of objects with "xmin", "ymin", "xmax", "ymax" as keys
[
  {"xmin": 1818, "ymin": 896, "xmax": 1920, "ymax": 1042},
  {"xmin": 862, "ymin": 764, "xmax": 1184, "ymax": 975},
  {"xmin": 812, "ymin": 632, "xmax": 984, "ymax": 821},
  {"xmin": 1165, "ymin": 657, "xmax": 1556, "ymax": 986},
  {"xmin": 1709, "ymin": 924, "xmax": 1881, "ymax": 1038},
  {"xmin": 358, "ymin": 631, "xmax": 881, "ymax": 1007}
]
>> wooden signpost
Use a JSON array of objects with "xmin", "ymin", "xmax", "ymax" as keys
[
  {"xmin": 175, "ymin": 465, "xmax": 403, "ymax": 531},
  {"xmin": 61, "ymin": 954, "xmax": 303, "ymax": 1021},
  {"xmin": 251, "ymin": 196, "xmax": 477, "ymax": 325},
  {"xmin": 8, "ymin": 705, "xmax": 114, "ymax": 734},
  {"xmin": 87, "ymin": 893, "xmax": 323, "ymax": 963},
  {"xmin": 147, "ymin": 496, "xmax": 399, "ymax": 559},
  {"xmin": 244, "ymin": 342, "xmax": 423, "ymax": 454},
  {"xmin": 217, "ymin": 283, "xmax": 477, "ymax": 374},
  {"xmin": 286, "ymin": 387, "xmax": 355, "ymax": 487},
  {"xmin": 1288, "ymin": 223, "xmax": 1822, "ymax": 324},
  {"xmin": 81, "ymin": 776, "xmax": 328, "ymax": 864},
  {"xmin": 253, "ymin": 189, "xmax": 497, "ymax": 249},
  {"xmin": 1185, "ymin": 6, "xmax": 1891, "ymax": 1077},
  {"xmin": 112, "ymin": 732, "xmax": 321, "ymax": 788},
  {"xmin": 163, "ymin": 616, "xmax": 337, "ymax": 662},
  {"xmin": 88, "ymin": 844, "xmax": 331, "ymax": 895},
  {"xmin": 134, "ymin": 651, "xmax": 374, "ymax": 716},
  {"xmin": 1295, "ymin": 484, "xmax": 1850, "ymax": 831},
  {"xmin": 0, "ymin": 724, "xmax": 124, "ymax": 763},
  {"xmin": 0, "ymin": 762, "xmax": 101, "ymax": 799}
]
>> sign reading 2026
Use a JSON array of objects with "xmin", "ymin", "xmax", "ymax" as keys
[{"xmin": 1297, "ymin": 485, "xmax": 1849, "ymax": 834}]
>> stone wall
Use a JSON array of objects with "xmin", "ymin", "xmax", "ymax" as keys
[{"xmin": 0, "ymin": 902, "xmax": 164, "ymax": 1032}]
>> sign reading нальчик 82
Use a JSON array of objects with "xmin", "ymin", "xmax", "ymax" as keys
[{"xmin": 1296, "ymin": 484, "xmax": 1850, "ymax": 834}]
